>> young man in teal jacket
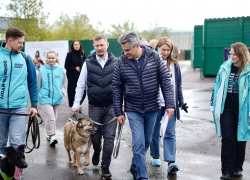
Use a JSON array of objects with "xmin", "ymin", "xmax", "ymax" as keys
[{"xmin": 0, "ymin": 27, "xmax": 38, "ymax": 155}]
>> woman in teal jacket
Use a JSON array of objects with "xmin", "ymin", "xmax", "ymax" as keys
[
  {"xmin": 210, "ymin": 42, "xmax": 250, "ymax": 180},
  {"xmin": 37, "ymin": 50, "xmax": 67, "ymax": 146}
]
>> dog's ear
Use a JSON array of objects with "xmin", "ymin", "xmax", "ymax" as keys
[
  {"xmin": 17, "ymin": 144, "xmax": 26, "ymax": 152},
  {"xmin": 77, "ymin": 117, "xmax": 83, "ymax": 121},
  {"xmin": 5, "ymin": 146, "xmax": 15, "ymax": 154},
  {"xmin": 77, "ymin": 122, "xmax": 83, "ymax": 128}
]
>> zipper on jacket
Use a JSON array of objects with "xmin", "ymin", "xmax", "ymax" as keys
[
  {"xmin": 124, "ymin": 58, "xmax": 145, "ymax": 111},
  {"xmin": 7, "ymin": 52, "xmax": 13, "ymax": 109},
  {"xmin": 102, "ymin": 67, "xmax": 104, "ymax": 98},
  {"xmin": 51, "ymin": 69, "xmax": 54, "ymax": 105}
]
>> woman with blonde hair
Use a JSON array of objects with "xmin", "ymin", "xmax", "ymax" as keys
[
  {"xmin": 149, "ymin": 37, "xmax": 185, "ymax": 175},
  {"xmin": 37, "ymin": 50, "xmax": 67, "ymax": 146},
  {"xmin": 211, "ymin": 42, "xmax": 250, "ymax": 179}
]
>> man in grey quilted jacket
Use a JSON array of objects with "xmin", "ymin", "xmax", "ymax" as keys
[{"xmin": 112, "ymin": 31, "xmax": 174, "ymax": 180}]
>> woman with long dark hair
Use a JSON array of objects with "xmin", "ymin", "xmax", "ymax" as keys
[
  {"xmin": 211, "ymin": 42, "xmax": 250, "ymax": 179},
  {"xmin": 149, "ymin": 37, "xmax": 185, "ymax": 175},
  {"xmin": 64, "ymin": 40, "xmax": 86, "ymax": 109}
]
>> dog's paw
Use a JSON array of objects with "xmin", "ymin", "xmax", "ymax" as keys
[
  {"xmin": 73, "ymin": 164, "xmax": 78, "ymax": 167},
  {"xmin": 69, "ymin": 161, "xmax": 73, "ymax": 164},
  {"xmin": 78, "ymin": 170, "xmax": 84, "ymax": 175},
  {"xmin": 84, "ymin": 162, "xmax": 89, "ymax": 166}
]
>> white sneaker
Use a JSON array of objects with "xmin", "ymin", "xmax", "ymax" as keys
[
  {"xmin": 50, "ymin": 136, "xmax": 58, "ymax": 146},
  {"xmin": 46, "ymin": 136, "xmax": 50, "ymax": 141}
]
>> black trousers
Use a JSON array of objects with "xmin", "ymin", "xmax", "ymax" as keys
[
  {"xmin": 220, "ymin": 107, "xmax": 246, "ymax": 174},
  {"xmin": 88, "ymin": 104, "xmax": 117, "ymax": 167}
]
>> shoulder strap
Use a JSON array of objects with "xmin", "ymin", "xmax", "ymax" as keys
[{"xmin": 21, "ymin": 52, "xmax": 29, "ymax": 65}]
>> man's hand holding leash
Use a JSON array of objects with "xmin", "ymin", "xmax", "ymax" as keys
[
  {"xmin": 166, "ymin": 108, "xmax": 174, "ymax": 120},
  {"xmin": 29, "ymin": 107, "xmax": 38, "ymax": 117},
  {"xmin": 71, "ymin": 107, "xmax": 79, "ymax": 117},
  {"xmin": 117, "ymin": 105, "xmax": 125, "ymax": 125},
  {"xmin": 117, "ymin": 115, "xmax": 125, "ymax": 125}
]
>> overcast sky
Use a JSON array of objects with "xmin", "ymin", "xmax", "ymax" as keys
[{"xmin": 1, "ymin": 0, "xmax": 250, "ymax": 32}]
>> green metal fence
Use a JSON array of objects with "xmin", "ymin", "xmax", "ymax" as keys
[
  {"xmin": 0, "ymin": 41, "xmax": 25, "ymax": 52},
  {"xmin": 1, "ymin": 38, "xmax": 121, "ymax": 59},
  {"xmin": 69, "ymin": 39, "xmax": 123, "ymax": 58},
  {"xmin": 203, "ymin": 16, "xmax": 250, "ymax": 76},
  {"xmin": 192, "ymin": 25, "xmax": 203, "ymax": 70}
]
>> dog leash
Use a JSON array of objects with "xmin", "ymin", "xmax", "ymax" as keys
[
  {"xmin": 73, "ymin": 111, "xmax": 117, "ymax": 126},
  {"xmin": 0, "ymin": 111, "xmax": 43, "ymax": 153},
  {"xmin": 113, "ymin": 115, "xmax": 125, "ymax": 159},
  {"xmin": 77, "ymin": 111, "xmax": 124, "ymax": 158}
]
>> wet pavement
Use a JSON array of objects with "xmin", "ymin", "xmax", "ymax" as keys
[{"xmin": 23, "ymin": 61, "xmax": 250, "ymax": 180}]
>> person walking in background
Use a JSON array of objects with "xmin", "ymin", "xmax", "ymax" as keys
[
  {"xmin": 65, "ymin": 40, "xmax": 86, "ymax": 110},
  {"xmin": 112, "ymin": 32, "xmax": 174, "ymax": 180},
  {"xmin": 38, "ymin": 50, "xmax": 67, "ymax": 146},
  {"xmin": 140, "ymin": 40, "xmax": 148, "ymax": 45},
  {"xmin": 211, "ymin": 42, "xmax": 250, "ymax": 180},
  {"xmin": 148, "ymin": 39, "xmax": 158, "ymax": 49},
  {"xmin": 0, "ymin": 27, "xmax": 38, "ymax": 155},
  {"xmin": 71, "ymin": 34, "xmax": 118, "ymax": 180},
  {"xmin": 33, "ymin": 50, "xmax": 44, "ymax": 70},
  {"xmin": 149, "ymin": 37, "xmax": 185, "ymax": 175}
]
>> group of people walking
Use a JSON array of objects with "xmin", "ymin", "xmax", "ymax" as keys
[{"xmin": 0, "ymin": 27, "xmax": 249, "ymax": 180}]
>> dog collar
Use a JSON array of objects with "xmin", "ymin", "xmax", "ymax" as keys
[{"xmin": 0, "ymin": 171, "xmax": 13, "ymax": 180}]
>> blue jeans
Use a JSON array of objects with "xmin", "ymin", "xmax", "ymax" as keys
[
  {"xmin": 126, "ymin": 110, "xmax": 158, "ymax": 180},
  {"xmin": 0, "ymin": 107, "xmax": 27, "ymax": 155},
  {"xmin": 150, "ymin": 107, "xmax": 177, "ymax": 162}
]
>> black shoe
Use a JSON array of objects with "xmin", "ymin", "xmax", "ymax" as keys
[
  {"xmin": 92, "ymin": 150, "xmax": 101, "ymax": 166},
  {"xmin": 220, "ymin": 173, "xmax": 231, "ymax": 180},
  {"xmin": 102, "ymin": 165, "xmax": 112, "ymax": 180},
  {"xmin": 234, "ymin": 170, "xmax": 242, "ymax": 177},
  {"xmin": 129, "ymin": 167, "xmax": 137, "ymax": 180}
]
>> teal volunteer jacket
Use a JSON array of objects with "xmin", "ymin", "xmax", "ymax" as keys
[
  {"xmin": 0, "ymin": 43, "xmax": 38, "ymax": 109},
  {"xmin": 210, "ymin": 59, "xmax": 250, "ymax": 141},
  {"xmin": 38, "ymin": 64, "xmax": 66, "ymax": 105}
]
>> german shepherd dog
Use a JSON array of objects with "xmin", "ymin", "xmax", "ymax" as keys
[
  {"xmin": 64, "ymin": 117, "xmax": 97, "ymax": 175},
  {"xmin": 0, "ymin": 145, "xmax": 28, "ymax": 180}
]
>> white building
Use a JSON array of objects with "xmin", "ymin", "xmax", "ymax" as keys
[
  {"xmin": 169, "ymin": 30, "xmax": 193, "ymax": 50},
  {"xmin": 0, "ymin": 17, "xmax": 12, "ymax": 40}
]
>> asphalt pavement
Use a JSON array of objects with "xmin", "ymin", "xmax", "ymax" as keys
[{"xmin": 23, "ymin": 60, "xmax": 250, "ymax": 180}]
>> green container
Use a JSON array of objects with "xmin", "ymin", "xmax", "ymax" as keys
[
  {"xmin": 192, "ymin": 25, "xmax": 203, "ymax": 70},
  {"xmin": 69, "ymin": 39, "xmax": 123, "ymax": 58},
  {"xmin": 203, "ymin": 16, "xmax": 250, "ymax": 76},
  {"xmin": 185, "ymin": 50, "xmax": 191, "ymax": 60}
]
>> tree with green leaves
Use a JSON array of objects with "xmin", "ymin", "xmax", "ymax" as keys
[
  {"xmin": 5, "ymin": 0, "xmax": 50, "ymax": 41},
  {"xmin": 50, "ymin": 12, "xmax": 102, "ymax": 40},
  {"xmin": 107, "ymin": 20, "xmax": 137, "ymax": 39},
  {"xmin": 139, "ymin": 22, "xmax": 170, "ymax": 40}
]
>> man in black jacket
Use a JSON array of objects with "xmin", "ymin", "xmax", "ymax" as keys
[
  {"xmin": 112, "ymin": 31, "xmax": 174, "ymax": 180},
  {"xmin": 71, "ymin": 34, "xmax": 117, "ymax": 179}
]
